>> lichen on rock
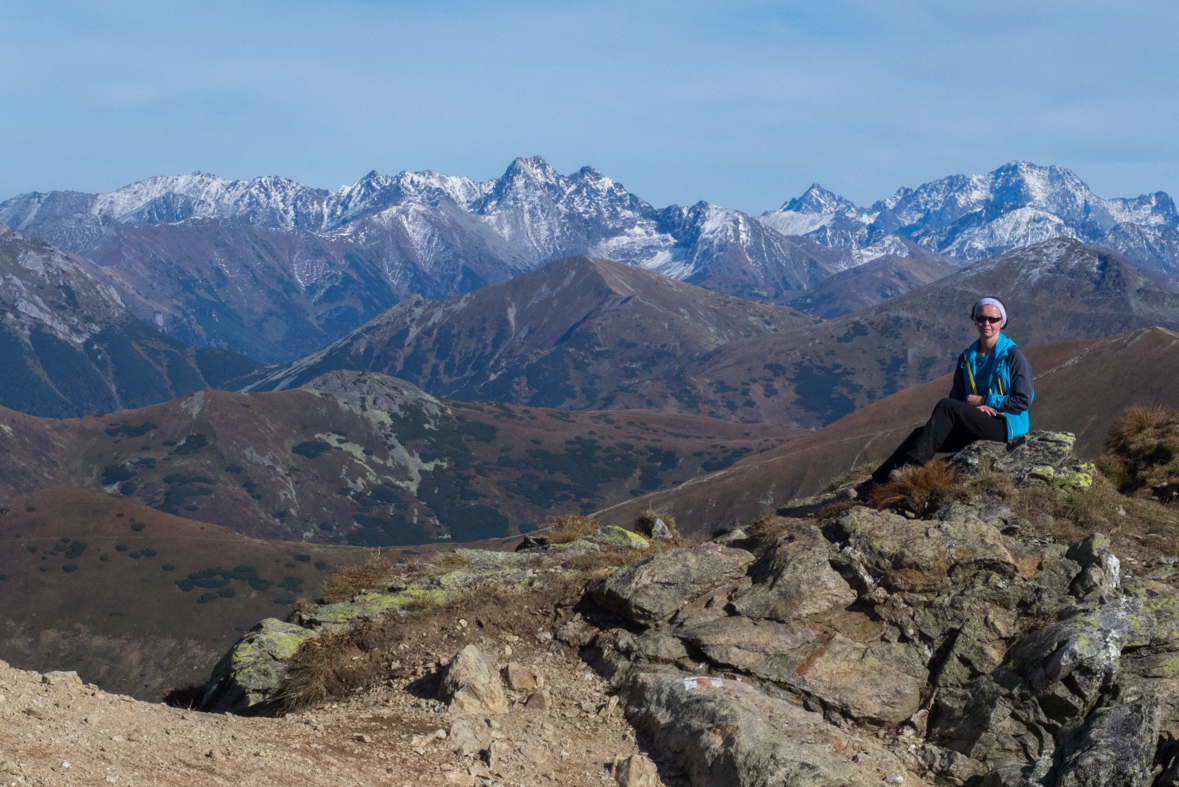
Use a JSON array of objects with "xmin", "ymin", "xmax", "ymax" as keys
[{"xmin": 200, "ymin": 618, "xmax": 318, "ymax": 715}]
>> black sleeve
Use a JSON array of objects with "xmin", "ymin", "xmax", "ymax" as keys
[
  {"xmin": 1000, "ymin": 347, "xmax": 1033, "ymax": 413},
  {"xmin": 948, "ymin": 353, "xmax": 967, "ymax": 401}
]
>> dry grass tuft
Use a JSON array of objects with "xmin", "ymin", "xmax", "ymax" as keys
[
  {"xmin": 745, "ymin": 516, "xmax": 801, "ymax": 553},
  {"xmin": 634, "ymin": 508, "xmax": 676, "ymax": 535},
  {"xmin": 277, "ymin": 628, "xmax": 367, "ymax": 713},
  {"xmin": 544, "ymin": 513, "xmax": 601, "ymax": 544},
  {"xmin": 868, "ymin": 461, "xmax": 967, "ymax": 517},
  {"xmin": 1097, "ymin": 405, "xmax": 1179, "ymax": 498},
  {"xmin": 432, "ymin": 552, "xmax": 471, "ymax": 571},
  {"xmin": 564, "ymin": 549, "xmax": 648, "ymax": 574},
  {"xmin": 160, "ymin": 683, "xmax": 205, "ymax": 709},
  {"xmin": 319, "ymin": 552, "xmax": 395, "ymax": 604}
]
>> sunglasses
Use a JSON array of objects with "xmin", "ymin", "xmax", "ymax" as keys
[{"xmin": 974, "ymin": 316, "xmax": 1002, "ymax": 325}]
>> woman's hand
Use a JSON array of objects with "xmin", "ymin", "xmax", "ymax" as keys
[
  {"xmin": 977, "ymin": 405, "xmax": 999, "ymax": 417},
  {"xmin": 966, "ymin": 395, "xmax": 984, "ymax": 406}
]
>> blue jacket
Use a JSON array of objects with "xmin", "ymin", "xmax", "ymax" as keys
[{"xmin": 948, "ymin": 333, "xmax": 1034, "ymax": 442}]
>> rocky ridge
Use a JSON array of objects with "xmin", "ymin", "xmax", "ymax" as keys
[
  {"xmin": 180, "ymin": 430, "xmax": 1179, "ymax": 786},
  {"xmin": 762, "ymin": 161, "xmax": 1179, "ymax": 277}
]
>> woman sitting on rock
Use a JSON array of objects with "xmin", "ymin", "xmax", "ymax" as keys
[{"xmin": 855, "ymin": 297, "xmax": 1034, "ymax": 497}]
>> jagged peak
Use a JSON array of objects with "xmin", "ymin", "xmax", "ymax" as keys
[{"xmin": 780, "ymin": 184, "xmax": 856, "ymax": 215}]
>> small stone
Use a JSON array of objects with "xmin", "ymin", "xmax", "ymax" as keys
[
  {"xmin": 536, "ymin": 631, "xmax": 553, "ymax": 643},
  {"xmin": 614, "ymin": 754, "xmax": 659, "ymax": 787},
  {"xmin": 354, "ymin": 733, "xmax": 372, "ymax": 743},
  {"xmin": 449, "ymin": 718, "xmax": 487, "ymax": 758},
  {"xmin": 556, "ymin": 615, "xmax": 600, "ymax": 648},
  {"xmin": 440, "ymin": 645, "xmax": 508, "ymax": 714},
  {"xmin": 519, "ymin": 745, "xmax": 554, "ymax": 768},
  {"xmin": 525, "ymin": 690, "xmax": 551, "ymax": 711},
  {"xmin": 591, "ymin": 526, "xmax": 650, "ymax": 549},
  {"xmin": 598, "ymin": 696, "xmax": 619, "ymax": 719},
  {"xmin": 503, "ymin": 662, "xmax": 537, "ymax": 691},
  {"xmin": 42, "ymin": 671, "xmax": 81, "ymax": 686},
  {"xmin": 208, "ymin": 749, "xmax": 223, "ymax": 761},
  {"xmin": 648, "ymin": 517, "xmax": 673, "ymax": 540},
  {"xmin": 483, "ymin": 739, "xmax": 501, "ymax": 772}
]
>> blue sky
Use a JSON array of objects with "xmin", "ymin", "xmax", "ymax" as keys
[{"xmin": 2, "ymin": 0, "xmax": 1176, "ymax": 213}]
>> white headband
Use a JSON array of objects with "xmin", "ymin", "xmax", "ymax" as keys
[{"xmin": 973, "ymin": 298, "xmax": 1006, "ymax": 328}]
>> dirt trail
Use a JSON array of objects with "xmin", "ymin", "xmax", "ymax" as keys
[{"xmin": 0, "ymin": 634, "xmax": 679, "ymax": 787}]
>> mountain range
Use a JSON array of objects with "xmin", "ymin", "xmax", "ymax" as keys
[
  {"xmin": 761, "ymin": 160, "xmax": 1179, "ymax": 274},
  {"xmin": 5, "ymin": 158, "xmax": 1174, "ymax": 364}
]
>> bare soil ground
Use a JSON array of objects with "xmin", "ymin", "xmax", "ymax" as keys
[{"xmin": 0, "ymin": 580, "xmax": 683, "ymax": 787}]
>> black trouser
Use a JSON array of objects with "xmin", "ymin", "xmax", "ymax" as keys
[{"xmin": 871, "ymin": 398, "xmax": 1008, "ymax": 484}]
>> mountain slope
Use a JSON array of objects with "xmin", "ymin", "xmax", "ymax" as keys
[
  {"xmin": 242, "ymin": 255, "xmax": 820, "ymax": 407},
  {"xmin": 0, "ymin": 369, "xmax": 803, "ymax": 544},
  {"xmin": 0, "ymin": 488, "xmax": 359, "ymax": 698},
  {"xmin": 782, "ymin": 244, "xmax": 957, "ymax": 318},
  {"xmin": 0, "ymin": 225, "xmax": 261, "ymax": 417},
  {"xmin": 597, "ymin": 326, "xmax": 1179, "ymax": 537}
]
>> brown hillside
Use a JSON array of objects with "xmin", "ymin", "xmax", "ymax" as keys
[
  {"xmin": 0, "ymin": 488, "xmax": 390, "ymax": 698},
  {"xmin": 782, "ymin": 251, "xmax": 957, "ymax": 318},
  {"xmin": 596, "ymin": 327, "xmax": 1179, "ymax": 536},
  {"xmin": 0, "ymin": 370, "xmax": 804, "ymax": 545}
]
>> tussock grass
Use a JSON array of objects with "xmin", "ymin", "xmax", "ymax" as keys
[
  {"xmin": 565, "ymin": 549, "xmax": 648, "ymax": 574},
  {"xmin": 1097, "ymin": 405, "xmax": 1179, "ymax": 498},
  {"xmin": 277, "ymin": 627, "xmax": 366, "ymax": 713},
  {"xmin": 432, "ymin": 552, "xmax": 471, "ymax": 571},
  {"xmin": 318, "ymin": 552, "xmax": 395, "ymax": 604},
  {"xmin": 544, "ymin": 514, "xmax": 601, "ymax": 544},
  {"xmin": 746, "ymin": 516, "xmax": 795, "ymax": 554},
  {"xmin": 160, "ymin": 683, "xmax": 205, "ymax": 709},
  {"xmin": 868, "ymin": 461, "xmax": 967, "ymax": 517},
  {"xmin": 634, "ymin": 508, "xmax": 676, "ymax": 535}
]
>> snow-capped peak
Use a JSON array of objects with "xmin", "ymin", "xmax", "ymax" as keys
[{"xmin": 781, "ymin": 184, "xmax": 856, "ymax": 215}]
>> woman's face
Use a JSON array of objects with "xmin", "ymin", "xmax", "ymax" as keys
[{"xmin": 975, "ymin": 303, "xmax": 1002, "ymax": 341}]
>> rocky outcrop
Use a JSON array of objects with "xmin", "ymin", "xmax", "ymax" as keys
[
  {"xmin": 590, "ymin": 544, "xmax": 753, "ymax": 624},
  {"xmin": 625, "ymin": 671, "xmax": 923, "ymax": 786},
  {"xmin": 200, "ymin": 618, "xmax": 318, "ymax": 715},
  {"xmin": 198, "ymin": 535, "xmax": 605, "ymax": 715},
  {"xmin": 583, "ymin": 433, "xmax": 1179, "ymax": 786},
  {"xmin": 950, "ymin": 431, "xmax": 1097, "ymax": 491}
]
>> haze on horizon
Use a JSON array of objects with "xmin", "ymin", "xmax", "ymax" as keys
[{"xmin": 1, "ymin": 0, "xmax": 1176, "ymax": 214}]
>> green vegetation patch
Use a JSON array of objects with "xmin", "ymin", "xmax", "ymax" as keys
[
  {"xmin": 292, "ymin": 440, "xmax": 333, "ymax": 459},
  {"xmin": 104, "ymin": 422, "xmax": 159, "ymax": 438},
  {"xmin": 170, "ymin": 433, "xmax": 209, "ymax": 456},
  {"xmin": 101, "ymin": 465, "xmax": 136, "ymax": 485}
]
